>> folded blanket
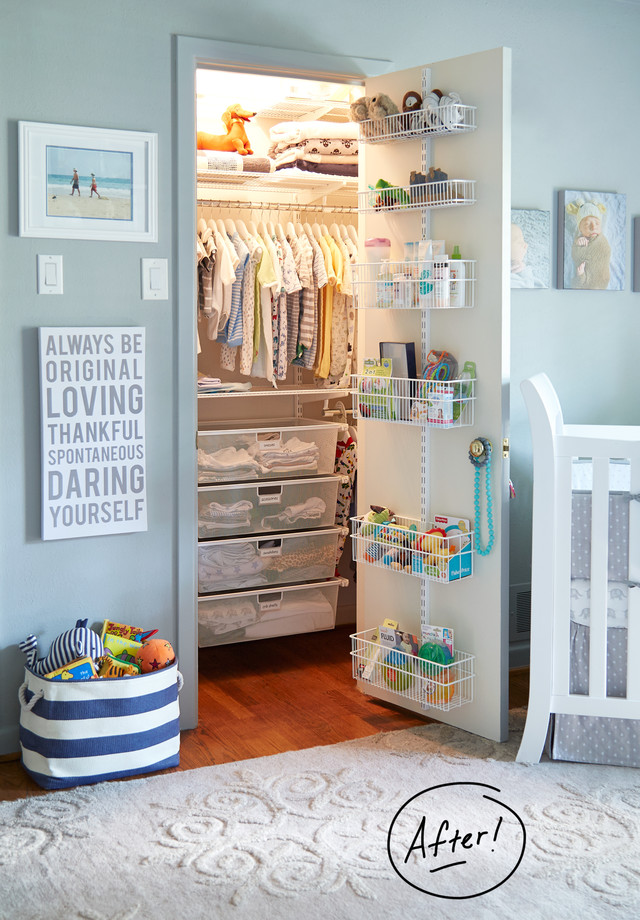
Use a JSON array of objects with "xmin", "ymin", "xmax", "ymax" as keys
[
  {"xmin": 269, "ymin": 120, "xmax": 359, "ymax": 145},
  {"xmin": 248, "ymin": 436, "xmax": 320, "ymax": 472},
  {"xmin": 268, "ymin": 137, "xmax": 358, "ymax": 159},
  {"xmin": 275, "ymin": 160, "xmax": 358, "ymax": 178},
  {"xmin": 272, "ymin": 148, "xmax": 359, "ymax": 169},
  {"xmin": 199, "ymin": 499, "xmax": 254, "ymax": 532},
  {"xmin": 261, "ymin": 496, "xmax": 326, "ymax": 529},
  {"xmin": 196, "ymin": 151, "xmax": 274, "ymax": 173}
]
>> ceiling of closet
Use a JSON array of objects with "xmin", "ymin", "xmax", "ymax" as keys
[{"xmin": 196, "ymin": 68, "xmax": 361, "ymax": 133}]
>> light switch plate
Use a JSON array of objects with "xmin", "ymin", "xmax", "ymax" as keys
[
  {"xmin": 37, "ymin": 254, "xmax": 63, "ymax": 294},
  {"xmin": 141, "ymin": 258, "xmax": 168, "ymax": 300}
]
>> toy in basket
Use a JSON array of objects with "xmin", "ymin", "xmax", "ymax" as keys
[{"xmin": 18, "ymin": 617, "xmax": 182, "ymax": 789}]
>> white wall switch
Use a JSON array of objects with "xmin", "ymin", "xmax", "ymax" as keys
[
  {"xmin": 141, "ymin": 258, "xmax": 168, "ymax": 300},
  {"xmin": 37, "ymin": 255, "xmax": 63, "ymax": 295}
]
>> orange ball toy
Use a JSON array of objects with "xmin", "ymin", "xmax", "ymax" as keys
[{"xmin": 135, "ymin": 638, "xmax": 176, "ymax": 673}]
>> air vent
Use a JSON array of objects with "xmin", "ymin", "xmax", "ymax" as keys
[{"xmin": 509, "ymin": 583, "xmax": 531, "ymax": 642}]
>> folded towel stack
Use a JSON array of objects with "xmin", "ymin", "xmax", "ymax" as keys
[{"xmin": 268, "ymin": 120, "xmax": 359, "ymax": 178}]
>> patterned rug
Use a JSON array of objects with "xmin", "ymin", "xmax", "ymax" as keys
[{"xmin": 2, "ymin": 710, "xmax": 639, "ymax": 919}]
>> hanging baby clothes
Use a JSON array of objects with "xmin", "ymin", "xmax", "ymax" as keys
[
  {"xmin": 334, "ymin": 426, "xmax": 357, "ymax": 572},
  {"xmin": 328, "ymin": 234, "xmax": 352, "ymax": 379},
  {"xmin": 276, "ymin": 233, "xmax": 302, "ymax": 380},
  {"xmin": 297, "ymin": 231, "xmax": 327, "ymax": 371},
  {"xmin": 208, "ymin": 225, "xmax": 237, "ymax": 340},
  {"xmin": 251, "ymin": 234, "xmax": 278, "ymax": 384},
  {"xmin": 238, "ymin": 238, "xmax": 262, "ymax": 375},
  {"xmin": 219, "ymin": 231, "xmax": 250, "ymax": 370},
  {"xmin": 315, "ymin": 233, "xmax": 340, "ymax": 378}
]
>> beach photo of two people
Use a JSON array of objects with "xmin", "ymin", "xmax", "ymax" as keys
[{"xmin": 46, "ymin": 145, "xmax": 133, "ymax": 221}]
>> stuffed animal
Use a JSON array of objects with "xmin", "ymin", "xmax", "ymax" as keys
[
  {"xmin": 196, "ymin": 103, "xmax": 256, "ymax": 155},
  {"xmin": 135, "ymin": 638, "xmax": 176, "ymax": 673},
  {"xmin": 368, "ymin": 93, "xmax": 400, "ymax": 120},
  {"xmin": 349, "ymin": 96, "xmax": 372, "ymax": 122},
  {"xmin": 20, "ymin": 619, "xmax": 104, "ymax": 676}
]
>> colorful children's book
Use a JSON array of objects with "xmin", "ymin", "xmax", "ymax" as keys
[
  {"xmin": 359, "ymin": 618, "xmax": 399, "ymax": 680},
  {"xmin": 358, "ymin": 357, "xmax": 395, "ymax": 421},
  {"xmin": 379, "ymin": 627, "xmax": 420, "ymax": 657},
  {"xmin": 45, "ymin": 656, "xmax": 98, "ymax": 680},
  {"xmin": 101, "ymin": 620, "xmax": 157, "ymax": 642},
  {"xmin": 102, "ymin": 633, "xmax": 143, "ymax": 662}
]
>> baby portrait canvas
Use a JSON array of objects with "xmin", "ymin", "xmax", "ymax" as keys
[
  {"xmin": 511, "ymin": 209, "xmax": 550, "ymax": 289},
  {"xmin": 558, "ymin": 189, "xmax": 626, "ymax": 290}
]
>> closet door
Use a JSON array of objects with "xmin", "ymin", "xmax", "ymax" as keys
[{"xmin": 356, "ymin": 49, "xmax": 511, "ymax": 741}]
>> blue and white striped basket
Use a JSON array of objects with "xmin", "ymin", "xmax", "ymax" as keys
[{"xmin": 18, "ymin": 662, "xmax": 182, "ymax": 790}]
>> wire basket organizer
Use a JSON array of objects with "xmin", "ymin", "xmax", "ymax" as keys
[
  {"xmin": 351, "ymin": 514, "xmax": 474, "ymax": 583},
  {"xmin": 352, "ymin": 259, "xmax": 476, "ymax": 310},
  {"xmin": 352, "ymin": 373, "xmax": 475, "ymax": 428},
  {"xmin": 357, "ymin": 104, "xmax": 477, "ymax": 145},
  {"xmin": 350, "ymin": 628, "xmax": 475, "ymax": 711},
  {"xmin": 359, "ymin": 179, "xmax": 476, "ymax": 214}
]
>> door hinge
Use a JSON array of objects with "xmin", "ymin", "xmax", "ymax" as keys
[{"xmin": 502, "ymin": 438, "xmax": 510, "ymax": 459}]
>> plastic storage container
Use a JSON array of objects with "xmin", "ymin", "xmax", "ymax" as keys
[
  {"xmin": 364, "ymin": 237, "xmax": 391, "ymax": 262},
  {"xmin": 197, "ymin": 475, "xmax": 341, "ymax": 538},
  {"xmin": 197, "ymin": 418, "xmax": 342, "ymax": 484},
  {"xmin": 198, "ymin": 578, "xmax": 342, "ymax": 646},
  {"xmin": 197, "ymin": 526, "xmax": 342, "ymax": 594}
]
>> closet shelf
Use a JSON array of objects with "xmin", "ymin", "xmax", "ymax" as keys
[
  {"xmin": 255, "ymin": 98, "xmax": 352, "ymax": 122},
  {"xmin": 357, "ymin": 104, "xmax": 477, "ymax": 145},
  {"xmin": 359, "ymin": 180, "xmax": 475, "ymax": 213},
  {"xmin": 197, "ymin": 171, "xmax": 358, "ymax": 210},
  {"xmin": 197, "ymin": 385, "xmax": 354, "ymax": 400},
  {"xmin": 353, "ymin": 374, "xmax": 475, "ymax": 428},
  {"xmin": 352, "ymin": 259, "xmax": 476, "ymax": 310},
  {"xmin": 351, "ymin": 628, "xmax": 475, "ymax": 711},
  {"xmin": 351, "ymin": 514, "xmax": 474, "ymax": 584}
]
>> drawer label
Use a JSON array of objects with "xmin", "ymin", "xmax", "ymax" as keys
[
  {"xmin": 258, "ymin": 493, "xmax": 283, "ymax": 505},
  {"xmin": 259, "ymin": 597, "xmax": 283, "ymax": 612},
  {"xmin": 258, "ymin": 542, "xmax": 282, "ymax": 557},
  {"xmin": 256, "ymin": 432, "xmax": 282, "ymax": 451}
]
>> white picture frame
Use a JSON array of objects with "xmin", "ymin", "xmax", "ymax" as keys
[{"xmin": 19, "ymin": 121, "xmax": 158, "ymax": 242}]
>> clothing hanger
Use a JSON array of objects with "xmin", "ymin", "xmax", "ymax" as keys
[
  {"xmin": 311, "ymin": 223, "xmax": 323, "ymax": 241},
  {"xmin": 347, "ymin": 225, "xmax": 358, "ymax": 246},
  {"xmin": 321, "ymin": 223, "xmax": 330, "ymax": 237},
  {"xmin": 286, "ymin": 221, "xmax": 298, "ymax": 240},
  {"xmin": 207, "ymin": 218, "xmax": 217, "ymax": 232},
  {"xmin": 197, "ymin": 217, "xmax": 207, "ymax": 235},
  {"xmin": 339, "ymin": 224, "xmax": 349, "ymax": 241},
  {"xmin": 329, "ymin": 223, "xmax": 341, "ymax": 242},
  {"xmin": 224, "ymin": 218, "xmax": 237, "ymax": 235},
  {"xmin": 215, "ymin": 219, "xmax": 228, "ymax": 237},
  {"xmin": 298, "ymin": 222, "xmax": 309, "ymax": 239},
  {"xmin": 235, "ymin": 219, "xmax": 250, "ymax": 241},
  {"xmin": 247, "ymin": 220, "xmax": 258, "ymax": 236},
  {"xmin": 257, "ymin": 221, "xmax": 268, "ymax": 239},
  {"xmin": 266, "ymin": 220, "xmax": 275, "ymax": 237},
  {"xmin": 275, "ymin": 222, "xmax": 287, "ymax": 244}
]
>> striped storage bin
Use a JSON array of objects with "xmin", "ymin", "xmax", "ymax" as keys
[{"xmin": 18, "ymin": 662, "xmax": 182, "ymax": 790}]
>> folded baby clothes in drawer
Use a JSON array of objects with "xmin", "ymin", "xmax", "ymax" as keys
[
  {"xmin": 199, "ymin": 499, "xmax": 254, "ymax": 532},
  {"xmin": 198, "ymin": 541, "xmax": 267, "ymax": 592},
  {"xmin": 261, "ymin": 496, "xmax": 327, "ymax": 529},
  {"xmin": 249, "ymin": 437, "xmax": 319, "ymax": 472}
]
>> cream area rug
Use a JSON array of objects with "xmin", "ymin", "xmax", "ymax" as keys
[{"xmin": 2, "ymin": 710, "xmax": 640, "ymax": 920}]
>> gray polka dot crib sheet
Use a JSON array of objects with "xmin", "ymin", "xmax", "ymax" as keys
[{"xmin": 551, "ymin": 459, "xmax": 640, "ymax": 767}]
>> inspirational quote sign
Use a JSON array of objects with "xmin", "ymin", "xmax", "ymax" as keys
[{"xmin": 39, "ymin": 326, "xmax": 147, "ymax": 540}]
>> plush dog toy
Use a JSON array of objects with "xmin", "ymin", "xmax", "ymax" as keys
[
  {"xmin": 20, "ymin": 618, "xmax": 104, "ymax": 676},
  {"xmin": 196, "ymin": 103, "xmax": 256, "ymax": 155},
  {"xmin": 349, "ymin": 93, "xmax": 400, "ymax": 123}
]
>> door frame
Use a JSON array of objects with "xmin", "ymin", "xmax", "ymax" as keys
[{"xmin": 174, "ymin": 36, "xmax": 392, "ymax": 728}]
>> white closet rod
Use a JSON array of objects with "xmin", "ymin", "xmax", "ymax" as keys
[{"xmin": 197, "ymin": 199, "xmax": 357, "ymax": 214}]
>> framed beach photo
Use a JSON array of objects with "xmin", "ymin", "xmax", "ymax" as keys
[
  {"xmin": 558, "ymin": 189, "xmax": 626, "ymax": 290},
  {"xmin": 19, "ymin": 121, "xmax": 157, "ymax": 242},
  {"xmin": 511, "ymin": 209, "xmax": 550, "ymax": 289}
]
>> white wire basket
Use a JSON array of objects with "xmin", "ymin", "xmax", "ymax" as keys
[
  {"xmin": 357, "ymin": 104, "xmax": 477, "ymax": 145},
  {"xmin": 351, "ymin": 513, "xmax": 474, "ymax": 583},
  {"xmin": 352, "ymin": 259, "xmax": 475, "ymax": 310},
  {"xmin": 352, "ymin": 373, "xmax": 475, "ymax": 428},
  {"xmin": 359, "ymin": 179, "xmax": 476, "ymax": 213},
  {"xmin": 351, "ymin": 628, "xmax": 475, "ymax": 711}
]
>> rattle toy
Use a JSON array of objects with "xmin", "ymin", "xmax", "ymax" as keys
[{"xmin": 469, "ymin": 437, "xmax": 495, "ymax": 556}]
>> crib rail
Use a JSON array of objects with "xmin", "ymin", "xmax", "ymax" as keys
[{"xmin": 517, "ymin": 373, "xmax": 640, "ymax": 762}]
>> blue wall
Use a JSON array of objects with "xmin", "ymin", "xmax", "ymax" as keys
[{"xmin": 2, "ymin": 0, "xmax": 640, "ymax": 753}]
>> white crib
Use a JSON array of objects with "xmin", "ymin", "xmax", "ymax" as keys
[{"xmin": 517, "ymin": 373, "xmax": 640, "ymax": 765}]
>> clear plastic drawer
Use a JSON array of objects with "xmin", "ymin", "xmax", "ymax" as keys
[
  {"xmin": 198, "ymin": 578, "xmax": 341, "ymax": 647},
  {"xmin": 197, "ymin": 526, "xmax": 343, "ymax": 594},
  {"xmin": 197, "ymin": 475, "xmax": 341, "ymax": 538},
  {"xmin": 197, "ymin": 418, "xmax": 342, "ymax": 484}
]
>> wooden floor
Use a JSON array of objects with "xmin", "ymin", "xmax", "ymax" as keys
[{"xmin": 0, "ymin": 625, "xmax": 529, "ymax": 801}]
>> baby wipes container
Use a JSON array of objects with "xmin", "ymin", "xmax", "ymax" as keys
[{"xmin": 364, "ymin": 237, "xmax": 391, "ymax": 263}]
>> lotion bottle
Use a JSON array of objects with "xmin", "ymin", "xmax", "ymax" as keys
[{"xmin": 450, "ymin": 244, "xmax": 466, "ymax": 307}]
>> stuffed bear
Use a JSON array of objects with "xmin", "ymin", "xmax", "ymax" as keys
[
  {"xmin": 20, "ymin": 618, "xmax": 104, "ymax": 676},
  {"xmin": 349, "ymin": 96, "xmax": 372, "ymax": 123}
]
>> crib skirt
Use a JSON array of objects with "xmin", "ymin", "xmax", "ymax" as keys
[{"xmin": 551, "ymin": 623, "xmax": 640, "ymax": 767}]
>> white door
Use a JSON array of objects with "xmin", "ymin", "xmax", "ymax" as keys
[
  {"xmin": 176, "ymin": 39, "xmax": 511, "ymax": 742},
  {"xmin": 356, "ymin": 51, "xmax": 511, "ymax": 742}
]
